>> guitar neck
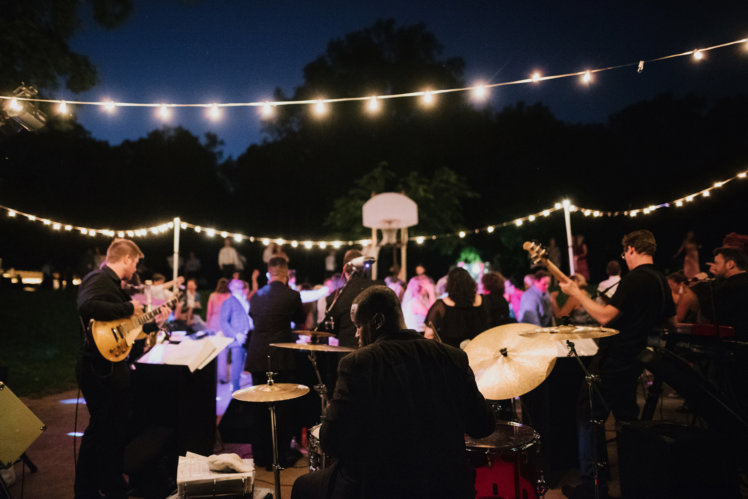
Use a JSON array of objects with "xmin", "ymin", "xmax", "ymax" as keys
[
  {"xmin": 136, "ymin": 294, "xmax": 179, "ymax": 325},
  {"xmin": 543, "ymin": 259, "xmax": 569, "ymax": 282}
]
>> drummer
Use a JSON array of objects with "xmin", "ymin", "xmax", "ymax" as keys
[
  {"xmin": 292, "ymin": 285, "xmax": 494, "ymax": 499},
  {"xmin": 559, "ymin": 229, "xmax": 675, "ymax": 499}
]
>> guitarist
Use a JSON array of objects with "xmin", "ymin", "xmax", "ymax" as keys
[
  {"xmin": 75, "ymin": 238, "xmax": 170, "ymax": 499},
  {"xmin": 558, "ymin": 230, "xmax": 675, "ymax": 499}
]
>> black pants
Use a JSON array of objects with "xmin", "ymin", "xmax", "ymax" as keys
[{"xmin": 75, "ymin": 355, "xmax": 132, "ymax": 499}]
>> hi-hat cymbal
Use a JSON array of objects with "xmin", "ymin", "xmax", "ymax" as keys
[
  {"xmin": 294, "ymin": 330, "xmax": 334, "ymax": 338},
  {"xmin": 519, "ymin": 325, "xmax": 619, "ymax": 341},
  {"xmin": 464, "ymin": 323, "xmax": 558, "ymax": 400},
  {"xmin": 270, "ymin": 342, "xmax": 354, "ymax": 353},
  {"xmin": 232, "ymin": 383, "xmax": 310, "ymax": 403}
]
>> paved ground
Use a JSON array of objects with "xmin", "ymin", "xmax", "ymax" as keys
[{"xmin": 5, "ymin": 375, "xmax": 690, "ymax": 498}]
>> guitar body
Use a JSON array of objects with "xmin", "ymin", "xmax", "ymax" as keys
[
  {"xmin": 88, "ymin": 291, "xmax": 181, "ymax": 362},
  {"xmin": 89, "ymin": 316, "xmax": 144, "ymax": 362}
]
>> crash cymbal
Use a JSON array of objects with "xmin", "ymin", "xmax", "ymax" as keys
[
  {"xmin": 519, "ymin": 325, "xmax": 619, "ymax": 341},
  {"xmin": 293, "ymin": 330, "xmax": 334, "ymax": 338},
  {"xmin": 232, "ymin": 383, "xmax": 310, "ymax": 403},
  {"xmin": 270, "ymin": 342, "xmax": 355, "ymax": 353},
  {"xmin": 464, "ymin": 323, "xmax": 558, "ymax": 400}
]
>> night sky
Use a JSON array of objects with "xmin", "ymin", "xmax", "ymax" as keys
[{"xmin": 66, "ymin": 1, "xmax": 748, "ymax": 158}]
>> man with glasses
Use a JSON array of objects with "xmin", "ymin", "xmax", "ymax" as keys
[{"xmin": 559, "ymin": 229, "xmax": 675, "ymax": 499}]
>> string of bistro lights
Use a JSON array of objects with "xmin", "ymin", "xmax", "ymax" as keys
[
  {"xmin": 2, "ymin": 166, "xmax": 746, "ymax": 246},
  {"xmin": 0, "ymin": 37, "xmax": 747, "ymax": 119}
]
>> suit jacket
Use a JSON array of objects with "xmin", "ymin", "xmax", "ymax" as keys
[
  {"xmin": 324, "ymin": 275, "xmax": 379, "ymax": 348},
  {"xmin": 320, "ymin": 331, "xmax": 495, "ymax": 498},
  {"xmin": 247, "ymin": 281, "xmax": 305, "ymax": 372}
]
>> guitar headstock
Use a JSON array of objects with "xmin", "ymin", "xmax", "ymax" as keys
[{"xmin": 522, "ymin": 241, "xmax": 549, "ymax": 267}]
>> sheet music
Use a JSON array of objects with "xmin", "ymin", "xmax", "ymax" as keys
[{"xmin": 137, "ymin": 335, "xmax": 233, "ymax": 372}]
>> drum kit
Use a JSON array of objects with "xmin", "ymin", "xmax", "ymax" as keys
[
  {"xmin": 230, "ymin": 330, "xmax": 353, "ymax": 499},
  {"xmin": 231, "ymin": 325, "xmax": 618, "ymax": 499},
  {"xmin": 463, "ymin": 323, "xmax": 619, "ymax": 499}
]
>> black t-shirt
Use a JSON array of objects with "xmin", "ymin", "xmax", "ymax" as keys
[{"xmin": 603, "ymin": 264, "xmax": 675, "ymax": 366}]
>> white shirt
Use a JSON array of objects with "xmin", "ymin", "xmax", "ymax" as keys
[
  {"xmin": 597, "ymin": 275, "xmax": 621, "ymax": 299},
  {"xmin": 218, "ymin": 246, "xmax": 239, "ymax": 267}
]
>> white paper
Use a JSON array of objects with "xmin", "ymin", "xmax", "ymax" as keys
[{"xmin": 137, "ymin": 335, "xmax": 233, "ymax": 372}]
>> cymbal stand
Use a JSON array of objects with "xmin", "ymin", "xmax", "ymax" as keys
[
  {"xmin": 565, "ymin": 340, "xmax": 609, "ymax": 499},
  {"xmin": 306, "ymin": 351, "xmax": 329, "ymax": 419},
  {"xmin": 265, "ymin": 371, "xmax": 282, "ymax": 499}
]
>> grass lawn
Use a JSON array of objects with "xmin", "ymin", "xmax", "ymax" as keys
[{"xmin": 0, "ymin": 288, "xmax": 81, "ymax": 397}]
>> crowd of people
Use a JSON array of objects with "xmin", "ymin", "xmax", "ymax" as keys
[{"xmin": 72, "ymin": 228, "xmax": 748, "ymax": 499}]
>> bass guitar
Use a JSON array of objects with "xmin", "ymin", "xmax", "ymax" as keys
[{"xmin": 90, "ymin": 292, "xmax": 181, "ymax": 362}]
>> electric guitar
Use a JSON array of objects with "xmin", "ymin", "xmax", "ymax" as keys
[
  {"xmin": 90, "ymin": 292, "xmax": 181, "ymax": 362},
  {"xmin": 522, "ymin": 241, "xmax": 570, "ymax": 283}
]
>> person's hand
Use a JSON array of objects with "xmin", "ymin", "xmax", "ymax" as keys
[
  {"xmin": 131, "ymin": 299, "xmax": 144, "ymax": 314},
  {"xmin": 558, "ymin": 278, "xmax": 580, "ymax": 298},
  {"xmin": 155, "ymin": 306, "xmax": 171, "ymax": 327},
  {"xmin": 236, "ymin": 333, "xmax": 247, "ymax": 345}
]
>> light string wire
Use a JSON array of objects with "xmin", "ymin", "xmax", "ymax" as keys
[
  {"xmin": 0, "ymin": 38, "xmax": 746, "ymax": 112},
  {"xmin": 2, "ymin": 166, "xmax": 746, "ymax": 246}
]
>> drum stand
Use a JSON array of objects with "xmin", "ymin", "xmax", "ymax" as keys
[
  {"xmin": 257, "ymin": 372, "xmax": 281, "ymax": 499},
  {"xmin": 565, "ymin": 340, "xmax": 609, "ymax": 499},
  {"xmin": 306, "ymin": 351, "xmax": 329, "ymax": 418}
]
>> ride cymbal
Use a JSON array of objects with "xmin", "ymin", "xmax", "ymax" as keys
[
  {"xmin": 519, "ymin": 325, "xmax": 619, "ymax": 341},
  {"xmin": 464, "ymin": 323, "xmax": 558, "ymax": 400},
  {"xmin": 232, "ymin": 383, "xmax": 310, "ymax": 403},
  {"xmin": 270, "ymin": 342, "xmax": 354, "ymax": 353}
]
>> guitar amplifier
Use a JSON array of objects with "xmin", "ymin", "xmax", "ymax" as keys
[{"xmin": 0, "ymin": 382, "xmax": 46, "ymax": 467}]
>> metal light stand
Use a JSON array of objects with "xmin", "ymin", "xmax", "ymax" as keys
[
  {"xmin": 566, "ymin": 340, "xmax": 609, "ymax": 499},
  {"xmin": 265, "ymin": 371, "xmax": 282, "ymax": 499}
]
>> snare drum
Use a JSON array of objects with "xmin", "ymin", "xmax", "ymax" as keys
[
  {"xmin": 308, "ymin": 424, "xmax": 329, "ymax": 472},
  {"xmin": 465, "ymin": 420, "xmax": 546, "ymax": 499}
]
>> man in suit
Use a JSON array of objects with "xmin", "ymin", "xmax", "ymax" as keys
[
  {"xmin": 292, "ymin": 286, "xmax": 495, "ymax": 499},
  {"xmin": 246, "ymin": 256, "xmax": 306, "ymax": 468}
]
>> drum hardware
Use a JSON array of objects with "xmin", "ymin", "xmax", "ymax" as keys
[
  {"xmin": 270, "ymin": 342, "xmax": 354, "ymax": 421},
  {"xmin": 232, "ymin": 371, "xmax": 310, "ymax": 499}
]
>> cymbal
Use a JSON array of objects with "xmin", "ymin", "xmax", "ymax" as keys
[
  {"xmin": 232, "ymin": 383, "xmax": 310, "ymax": 403},
  {"xmin": 270, "ymin": 342, "xmax": 355, "ymax": 353},
  {"xmin": 519, "ymin": 325, "xmax": 619, "ymax": 341},
  {"xmin": 294, "ymin": 330, "xmax": 334, "ymax": 338},
  {"xmin": 464, "ymin": 323, "xmax": 558, "ymax": 400}
]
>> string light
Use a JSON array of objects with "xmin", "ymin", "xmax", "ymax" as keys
[
  {"xmin": 471, "ymin": 83, "xmax": 489, "ymax": 101},
  {"xmin": 366, "ymin": 96, "xmax": 380, "ymax": 113},
  {"xmin": 313, "ymin": 99, "xmax": 327, "ymax": 117},
  {"xmin": 2, "ymin": 165, "xmax": 745, "ymax": 247},
  {"xmin": 208, "ymin": 104, "xmax": 221, "ymax": 121},
  {"xmin": 102, "ymin": 100, "xmax": 117, "ymax": 113},
  {"xmin": 158, "ymin": 104, "xmax": 171, "ymax": 120},
  {"xmin": 57, "ymin": 101, "xmax": 68, "ymax": 115},
  {"xmin": 260, "ymin": 102, "xmax": 275, "ymax": 119},
  {"xmin": 2, "ymin": 35, "xmax": 746, "ymax": 121}
]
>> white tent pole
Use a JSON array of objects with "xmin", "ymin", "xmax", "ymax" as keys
[
  {"xmin": 172, "ymin": 217, "xmax": 180, "ymax": 292},
  {"xmin": 563, "ymin": 200, "xmax": 575, "ymax": 276}
]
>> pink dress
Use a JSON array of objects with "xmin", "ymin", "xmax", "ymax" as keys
[{"xmin": 206, "ymin": 292, "xmax": 231, "ymax": 331}]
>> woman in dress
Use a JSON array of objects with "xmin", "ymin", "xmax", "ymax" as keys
[
  {"xmin": 401, "ymin": 275, "xmax": 436, "ymax": 332},
  {"xmin": 573, "ymin": 234, "xmax": 590, "ymax": 281},
  {"xmin": 674, "ymin": 231, "xmax": 700, "ymax": 280},
  {"xmin": 424, "ymin": 267, "xmax": 489, "ymax": 348},
  {"xmin": 206, "ymin": 277, "xmax": 232, "ymax": 383},
  {"xmin": 481, "ymin": 271, "xmax": 512, "ymax": 326}
]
